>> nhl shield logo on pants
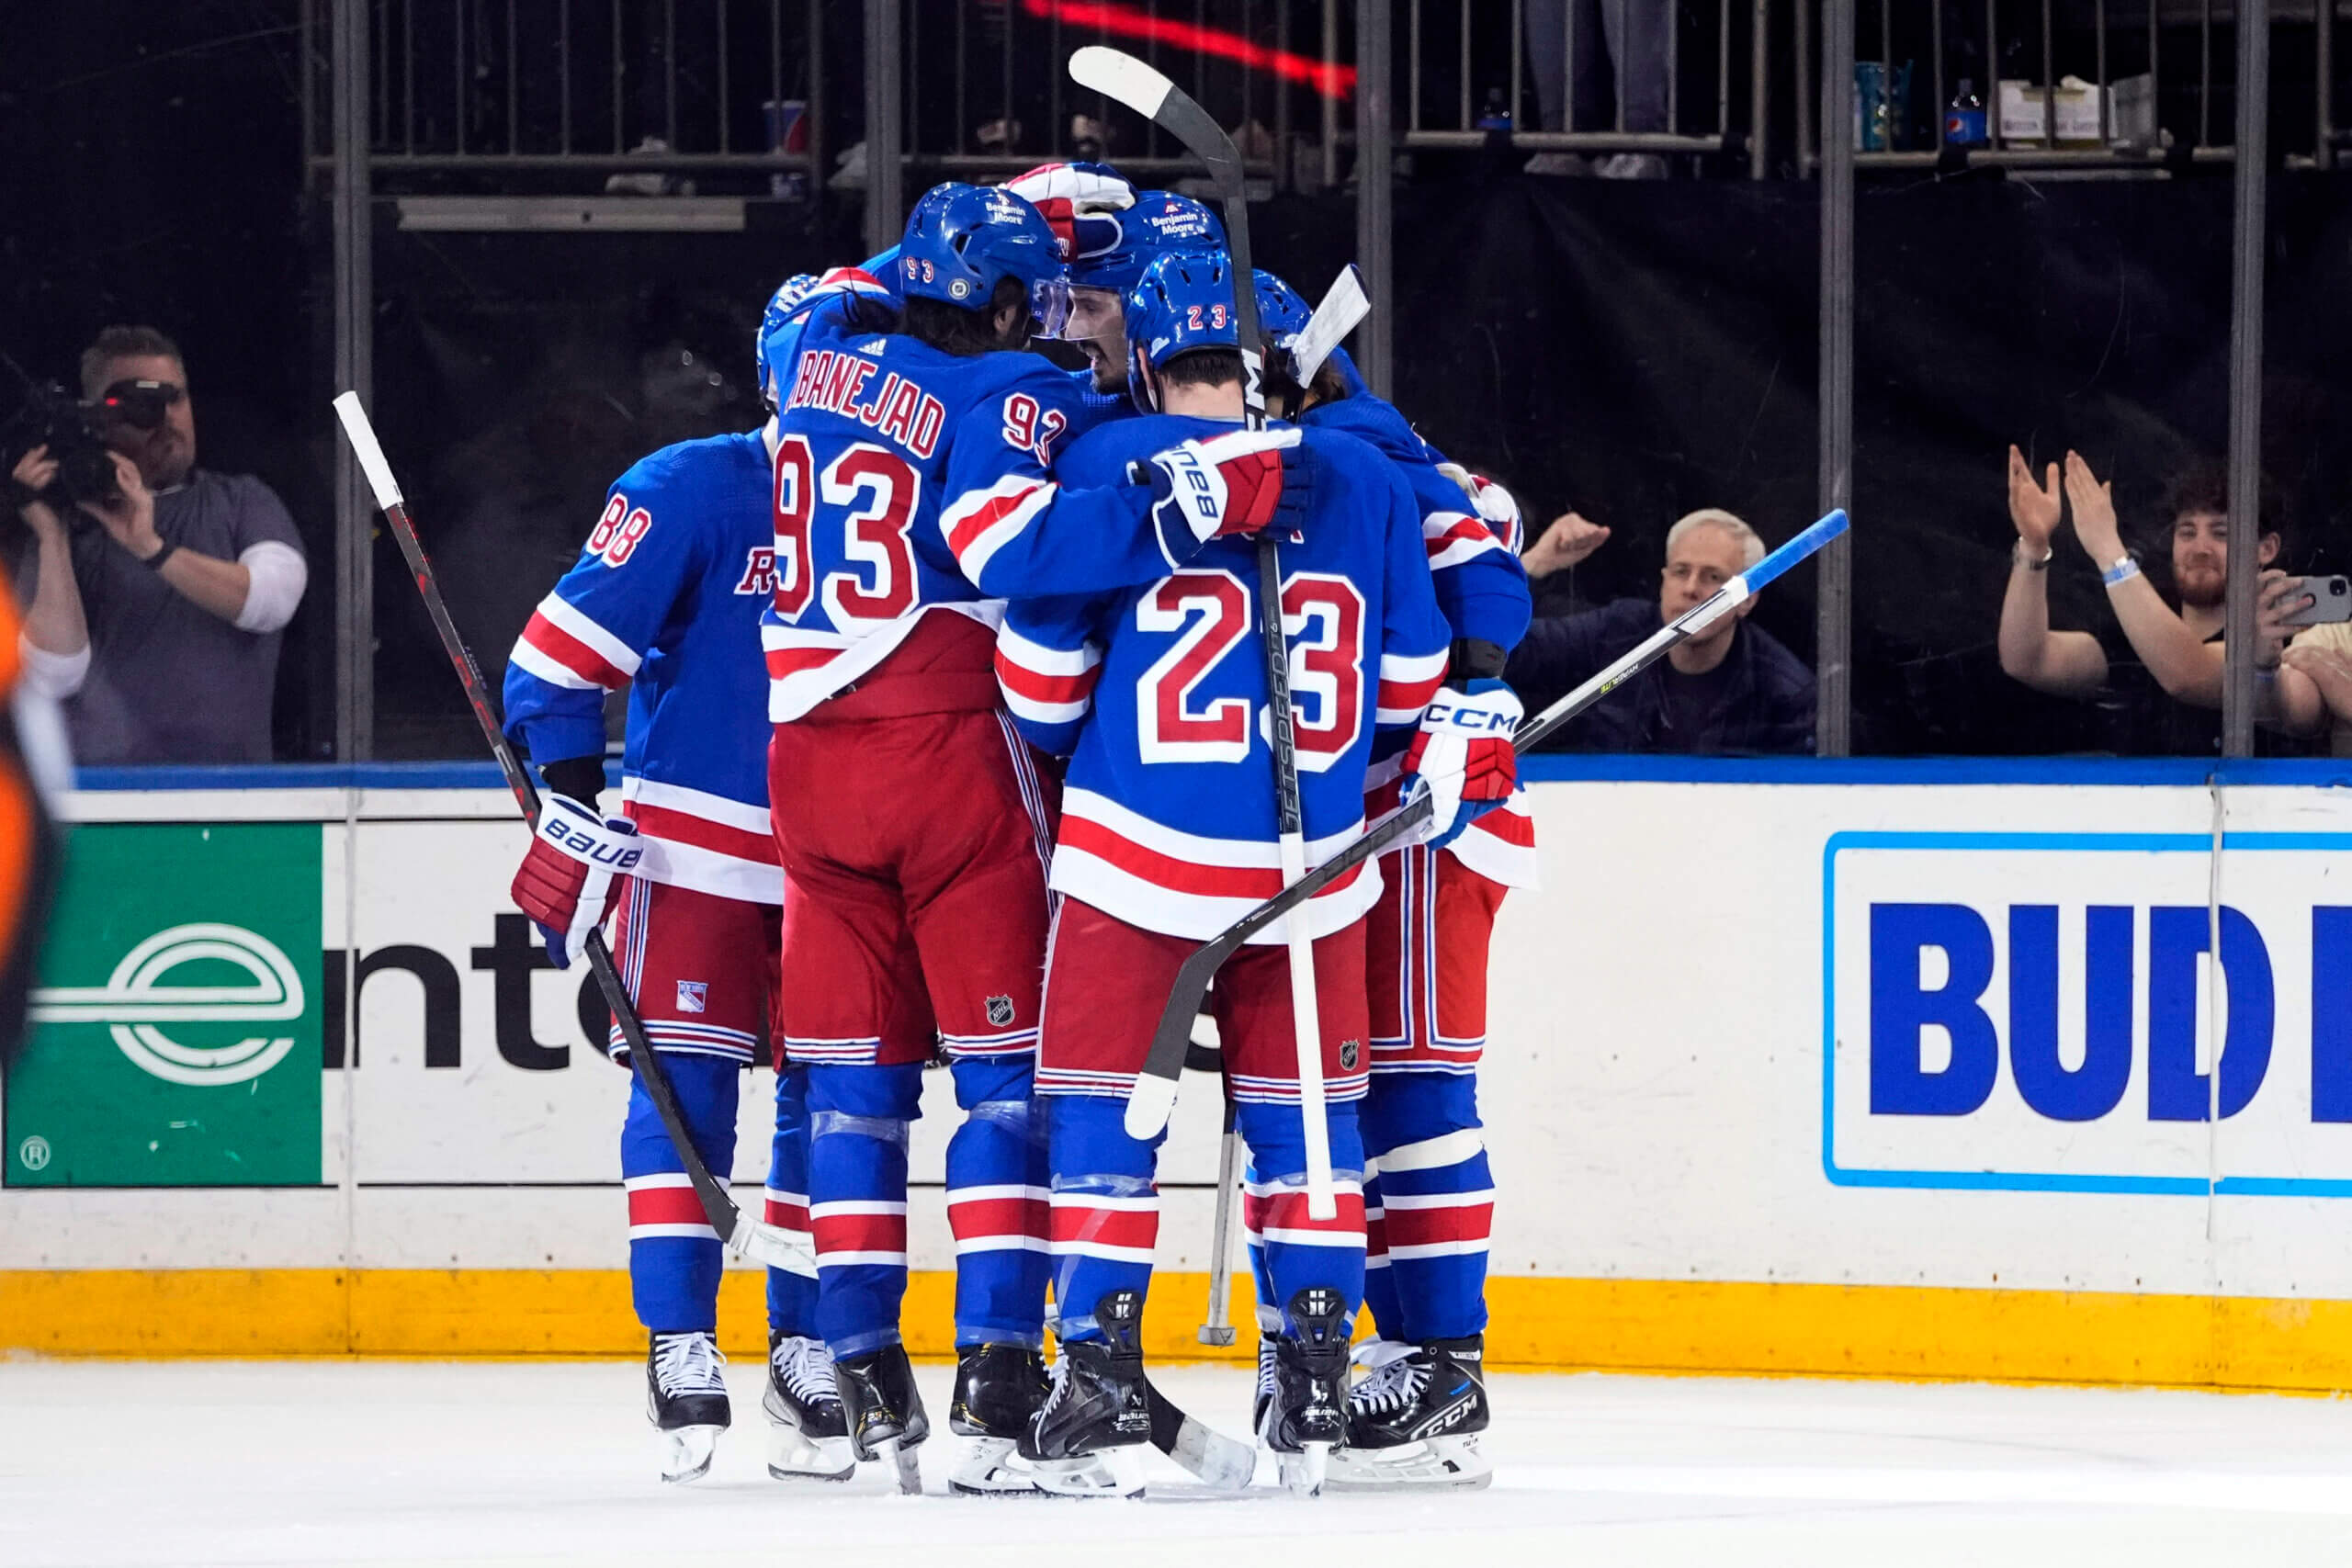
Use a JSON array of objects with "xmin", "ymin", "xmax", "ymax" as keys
[{"xmin": 985, "ymin": 994, "xmax": 1016, "ymax": 1028}]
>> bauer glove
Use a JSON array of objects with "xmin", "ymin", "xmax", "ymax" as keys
[
  {"xmin": 1144, "ymin": 427, "xmax": 1310, "ymax": 554},
  {"xmin": 511, "ymin": 794, "xmax": 641, "ymax": 968},
  {"xmin": 1398, "ymin": 678, "xmax": 1522, "ymax": 850}
]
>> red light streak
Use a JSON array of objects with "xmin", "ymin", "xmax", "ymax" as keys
[{"xmin": 1021, "ymin": 0, "xmax": 1357, "ymax": 100}]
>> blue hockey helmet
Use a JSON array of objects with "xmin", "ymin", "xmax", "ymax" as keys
[
  {"xmin": 895, "ymin": 181, "xmax": 1069, "ymax": 335},
  {"xmin": 755, "ymin": 273, "xmax": 824, "ymax": 404},
  {"xmin": 1125, "ymin": 249, "xmax": 1244, "ymax": 412},
  {"xmin": 1068, "ymin": 189, "xmax": 1225, "ymax": 298},
  {"xmin": 1253, "ymin": 267, "xmax": 1313, "ymax": 349}
]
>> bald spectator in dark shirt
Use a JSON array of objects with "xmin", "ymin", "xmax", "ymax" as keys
[{"xmin": 1507, "ymin": 507, "xmax": 1815, "ymax": 753}]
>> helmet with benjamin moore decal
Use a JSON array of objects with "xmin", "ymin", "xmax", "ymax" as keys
[
  {"xmin": 1069, "ymin": 189, "xmax": 1225, "ymax": 298},
  {"xmin": 1124, "ymin": 250, "xmax": 1242, "ymax": 412},
  {"xmin": 755, "ymin": 273, "xmax": 823, "ymax": 404},
  {"xmin": 896, "ymin": 181, "xmax": 1070, "ymax": 334},
  {"xmin": 1253, "ymin": 268, "xmax": 1312, "ymax": 342}
]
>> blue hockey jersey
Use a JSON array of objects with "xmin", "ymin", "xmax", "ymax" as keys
[
  {"xmin": 995, "ymin": 414, "xmax": 1453, "ymax": 942},
  {"xmin": 758, "ymin": 281, "xmax": 1227, "ymax": 722},
  {"xmin": 1304, "ymin": 392, "xmax": 1540, "ymax": 890},
  {"xmin": 503, "ymin": 431, "xmax": 782, "ymax": 905}
]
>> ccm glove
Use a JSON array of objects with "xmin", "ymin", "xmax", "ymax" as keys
[
  {"xmin": 1398, "ymin": 678, "xmax": 1523, "ymax": 850},
  {"xmin": 1145, "ymin": 427, "xmax": 1309, "ymax": 552},
  {"xmin": 510, "ymin": 794, "xmax": 642, "ymax": 968}
]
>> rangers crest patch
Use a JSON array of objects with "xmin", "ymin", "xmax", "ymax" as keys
[{"xmin": 675, "ymin": 981, "xmax": 708, "ymax": 1015}]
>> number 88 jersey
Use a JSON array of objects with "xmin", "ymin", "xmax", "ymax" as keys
[
  {"xmin": 994, "ymin": 415, "xmax": 1454, "ymax": 943},
  {"xmin": 761, "ymin": 285, "xmax": 1138, "ymax": 723}
]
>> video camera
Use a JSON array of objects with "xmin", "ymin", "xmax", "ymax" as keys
[{"xmin": 1, "ymin": 376, "xmax": 178, "ymax": 513}]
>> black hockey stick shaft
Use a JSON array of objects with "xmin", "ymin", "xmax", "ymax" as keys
[
  {"xmin": 331, "ymin": 393, "xmax": 810, "ymax": 1277},
  {"xmin": 1122, "ymin": 509, "xmax": 1856, "ymax": 1132}
]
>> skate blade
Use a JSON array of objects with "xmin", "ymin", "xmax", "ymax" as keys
[
  {"xmin": 658, "ymin": 1424, "xmax": 723, "ymax": 1484},
  {"xmin": 765, "ymin": 1424, "xmax": 856, "ymax": 1483},
  {"xmin": 877, "ymin": 1436, "xmax": 923, "ymax": 1495},
  {"xmin": 1322, "ymin": 1436, "xmax": 1493, "ymax": 1494},
  {"xmin": 1029, "ymin": 1448, "xmax": 1147, "ymax": 1498},
  {"xmin": 946, "ymin": 1435, "xmax": 1046, "ymax": 1496},
  {"xmin": 1277, "ymin": 1440, "xmax": 1330, "ymax": 1497}
]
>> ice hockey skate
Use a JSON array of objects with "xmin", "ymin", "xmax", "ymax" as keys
[
  {"xmin": 1325, "ymin": 1336, "xmax": 1493, "ymax": 1493},
  {"xmin": 835, "ymin": 1343, "xmax": 929, "ymax": 1495},
  {"xmin": 1020, "ymin": 1291, "xmax": 1151, "ymax": 1497},
  {"xmin": 762, "ymin": 1331, "xmax": 855, "ymax": 1482},
  {"xmin": 1258, "ymin": 1288, "xmax": 1350, "ymax": 1495},
  {"xmin": 946, "ymin": 1342, "xmax": 1052, "ymax": 1495},
  {"xmin": 644, "ymin": 1331, "xmax": 729, "ymax": 1483}
]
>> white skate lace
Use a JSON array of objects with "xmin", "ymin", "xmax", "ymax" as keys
[
  {"xmin": 771, "ymin": 1336, "xmax": 842, "ymax": 1410},
  {"xmin": 1035, "ymin": 1348, "xmax": 1077, "ymax": 1424},
  {"xmin": 1345, "ymin": 1344, "xmax": 1429, "ymax": 1416},
  {"xmin": 652, "ymin": 1332, "xmax": 728, "ymax": 1398}
]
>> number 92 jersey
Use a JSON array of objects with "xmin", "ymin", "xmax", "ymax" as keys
[
  {"xmin": 761, "ymin": 282, "xmax": 1158, "ymax": 722},
  {"xmin": 994, "ymin": 414, "xmax": 1453, "ymax": 944}
]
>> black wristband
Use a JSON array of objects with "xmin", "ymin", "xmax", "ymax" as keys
[
  {"xmin": 1447, "ymin": 637, "xmax": 1509, "ymax": 682},
  {"xmin": 140, "ymin": 540, "xmax": 178, "ymax": 571},
  {"xmin": 539, "ymin": 754, "xmax": 608, "ymax": 806}
]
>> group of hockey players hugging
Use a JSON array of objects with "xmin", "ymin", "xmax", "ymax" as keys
[{"xmin": 501, "ymin": 162, "xmax": 1534, "ymax": 1498}]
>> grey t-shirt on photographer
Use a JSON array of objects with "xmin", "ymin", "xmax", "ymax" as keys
[{"xmin": 35, "ymin": 470, "xmax": 306, "ymax": 765}]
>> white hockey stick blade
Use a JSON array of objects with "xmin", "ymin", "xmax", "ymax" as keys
[
  {"xmin": 331, "ymin": 391, "xmax": 404, "ymax": 511},
  {"xmin": 729, "ymin": 1214, "xmax": 818, "ymax": 1277},
  {"xmin": 1069, "ymin": 45, "xmax": 1175, "ymax": 119},
  {"xmin": 1290, "ymin": 265, "xmax": 1369, "ymax": 386},
  {"xmin": 1123, "ymin": 1066, "xmax": 1181, "ymax": 1141}
]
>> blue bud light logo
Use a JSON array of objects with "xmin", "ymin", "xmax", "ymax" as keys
[{"xmin": 1825, "ymin": 830, "xmax": 2352, "ymax": 1195}]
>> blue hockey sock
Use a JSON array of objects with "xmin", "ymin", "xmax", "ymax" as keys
[
  {"xmin": 620, "ymin": 1053, "xmax": 741, "ymax": 1334},
  {"xmin": 806, "ymin": 1061, "xmax": 923, "ymax": 1359},
  {"xmin": 946, "ymin": 1055, "xmax": 1051, "ymax": 1348}
]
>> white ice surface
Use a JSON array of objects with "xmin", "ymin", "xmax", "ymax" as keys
[{"xmin": 8, "ymin": 1361, "xmax": 2352, "ymax": 1568}]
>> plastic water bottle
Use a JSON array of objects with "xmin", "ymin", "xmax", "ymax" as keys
[
  {"xmin": 1476, "ymin": 88, "xmax": 1513, "ymax": 132},
  {"xmin": 1945, "ymin": 78, "xmax": 1987, "ymax": 146}
]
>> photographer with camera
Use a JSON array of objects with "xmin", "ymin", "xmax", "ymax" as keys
[{"xmin": 5, "ymin": 326, "xmax": 308, "ymax": 765}]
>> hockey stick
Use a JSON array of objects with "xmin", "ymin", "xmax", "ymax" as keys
[
  {"xmin": 1068, "ymin": 46, "xmax": 1337, "ymax": 1220},
  {"xmin": 331, "ymin": 392, "xmax": 815, "ymax": 1279},
  {"xmin": 1287, "ymin": 265, "xmax": 1369, "ymax": 388},
  {"xmin": 1120, "ymin": 507, "xmax": 1854, "ymax": 1138},
  {"xmin": 1198, "ymin": 1099, "xmax": 1243, "ymax": 1348}
]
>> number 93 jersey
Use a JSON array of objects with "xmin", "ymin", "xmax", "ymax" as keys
[
  {"xmin": 760, "ymin": 279, "xmax": 1180, "ymax": 723},
  {"xmin": 994, "ymin": 415, "xmax": 1454, "ymax": 944}
]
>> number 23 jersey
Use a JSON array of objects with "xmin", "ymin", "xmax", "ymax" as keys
[{"xmin": 995, "ymin": 414, "xmax": 1453, "ymax": 943}]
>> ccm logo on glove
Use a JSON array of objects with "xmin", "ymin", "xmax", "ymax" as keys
[{"xmin": 1420, "ymin": 694, "xmax": 1520, "ymax": 736}]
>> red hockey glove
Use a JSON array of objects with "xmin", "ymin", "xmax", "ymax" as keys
[
  {"xmin": 1145, "ymin": 428, "xmax": 1309, "ymax": 547},
  {"xmin": 1435, "ymin": 462, "xmax": 1525, "ymax": 552},
  {"xmin": 1002, "ymin": 162, "xmax": 1137, "ymax": 263},
  {"xmin": 1398, "ymin": 679, "xmax": 1522, "ymax": 850},
  {"xmin": 511, "ymin": 795, "xmax": 641, "ymax": 968}
]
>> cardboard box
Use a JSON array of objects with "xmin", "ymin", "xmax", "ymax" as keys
[{"xmin": 1997, "ymin": 74, "xmax": 2154, "ymax": 146}]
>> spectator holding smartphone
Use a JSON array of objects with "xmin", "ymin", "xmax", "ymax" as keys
[{"xmin": 1996, "ymin": 449, "xmax": 2313, "ymax": 752}]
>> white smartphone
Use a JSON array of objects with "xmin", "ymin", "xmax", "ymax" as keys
[{"xmin": 2283, "ymin": 575, "xmax": 2352, "ymax": 627}]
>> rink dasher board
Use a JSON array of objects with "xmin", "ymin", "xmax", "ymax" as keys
[{"xmin": 12, "ymin": 761, "xmax": 2352, "ymax": 1386}]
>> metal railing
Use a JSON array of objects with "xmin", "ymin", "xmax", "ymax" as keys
[
  {"xmin": 1402, "ymin": 0, "xmax": 1771, "ymax": 175},
  {"xmin": 302, "ymin": 0, "xmax": 829, "ymax": 183},
  {"xmin": 888, "ymin": 0, "xmax": 1313, "ymax": 186},
  {"xmin": 1819, "ymin": 0, "xmax": 2345, "ymax": 173}
]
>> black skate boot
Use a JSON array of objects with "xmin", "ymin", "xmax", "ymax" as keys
[
  {"xmin": 834, "ymin": 1342, "xmax": 930, "ymax": 1495},
  {"xmin": 1326, "ymin": 1335, "xmax": 1492, "ymax": 1493},
  {"xmin": 645, "ymin": 1330, "xmax": 730, "ymax": 1483},
  {"xmin": 1019, "ymin": 1290, "xmax": 1151, "ymax": 1497},
  {"xmin": 761, "ymin": 1330, "xmax": 855, "ymax": 1483},
  {"xmin": 947, "ymin": 1342, "xmax": 1052, "ymax": 1495},
  {"xmin": 1259, "ymin": 1287, "xmax": 1350, "ymax": 1495}
]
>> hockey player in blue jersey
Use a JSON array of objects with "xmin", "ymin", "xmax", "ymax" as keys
[
  {"xmin": 1003, "ymin": 161, "xmax": 1223, "ymax": 400},
  {"xmin": 755, "ymin": 186, "xmax": 1308, "ymax": 1494},
  {"xmin": 992, "ymin": 250, "xmax": 1506, "ymax": 1496},
  {"xmin": 1250, "ymin": 269, "xmax": 1534, "ymax": 1491},
  {"xmin": 501, "ymin": 276, "xmax": 855, "ymax": 1485}
]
